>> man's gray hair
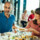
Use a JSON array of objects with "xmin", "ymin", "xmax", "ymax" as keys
[
  {"xmin": 5, "ymin": 2, "xmax": 13, "ymax": 14},
  {"xmin": 5, "ymin": 2, "xmax": 13, "ymax": 9},
  {"xmin": 10, "ymin": 4, "xmax": 13, "ymax": 14}
]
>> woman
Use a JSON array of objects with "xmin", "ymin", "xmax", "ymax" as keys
[
  {"xmin": 26, "ymin": 8, "xmax": 40, "ymax": 40},
  {"xmin": 28, "ymin": 10, "xmax": 35, "ymax": 21},
  {"xmin": 21, "ymin": 10, "xmax": 28, "ymax": 27}
]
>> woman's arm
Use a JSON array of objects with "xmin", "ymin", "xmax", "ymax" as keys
[
  {"xmin": 33, "ymin": 29, "xmax": 40, "ymax": 35},
  {"xmin": 28, "ymin": 15, "xmax": 31, "ymax": 21},
  {"xmin": 25, "ymin": 22, "xmax": 31, "ymax": 29},
  {"xmin": 27, "ymin": 28, "xmax": 40, "ymax": 35}
]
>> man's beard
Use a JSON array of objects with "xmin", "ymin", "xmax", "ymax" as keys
[
  {"xmin": 5, "ymin": 11, "xmax": 10, "ymax": 13},
  {"xmin": 4, "ymin": 10, "xmax": 12, "ymax": 15}
]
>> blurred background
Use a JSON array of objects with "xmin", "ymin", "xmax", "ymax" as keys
[{"xmin": 0, "ymin": 0, "xmax": 40, "ymax": 26}]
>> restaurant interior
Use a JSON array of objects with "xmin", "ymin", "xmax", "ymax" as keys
[{"xmin": 0, "ymin": 0, "xmax": 40, "ymax": 40}]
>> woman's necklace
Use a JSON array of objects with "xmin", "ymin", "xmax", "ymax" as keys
[
  {"xmin": 38, "ymin": 23, "xmax": 40, "ymax": 27},
  {"xmin": 39, "ymin": 26, "xmax": 40, "ymax": 27}
]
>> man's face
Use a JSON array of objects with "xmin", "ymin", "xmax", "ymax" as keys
[{"xmin": 4, "ymin": 3, "xmax": 10, "ymax": 14}]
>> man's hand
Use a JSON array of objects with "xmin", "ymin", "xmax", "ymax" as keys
[{"xmin": 12, "ymin": 25, "xmax": 17, "ymax": 29}]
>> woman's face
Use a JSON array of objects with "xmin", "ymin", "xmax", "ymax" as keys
[
  {"xmin": 35, "ymin": 13, "xmax": 40, "ymax": 20},
  {"xmin": 24, "ymin": 11, "xmax": 27, "ymax": 14}
]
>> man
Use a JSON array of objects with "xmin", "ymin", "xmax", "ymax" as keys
[{"xmin": 0, "ymin": 2, "xmax": 15, "ymax": 33}]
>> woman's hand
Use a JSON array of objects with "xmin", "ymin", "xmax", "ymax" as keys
[
  {"xmin": 27, "ymin": 28, "xmax": 40, "ymax": 35},
  {"xmin": 27, "ymin": 28, "xmax": 35, "ymax": 32}
]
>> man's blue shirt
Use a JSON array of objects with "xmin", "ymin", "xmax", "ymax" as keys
[{"xmin": 0, "ymin": 12, "xmax": 15, "ymax": 33}]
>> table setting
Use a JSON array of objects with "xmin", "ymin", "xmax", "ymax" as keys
[{"xmin": 0, "ymin": 28, "xmax": 38, "ymax": 40}]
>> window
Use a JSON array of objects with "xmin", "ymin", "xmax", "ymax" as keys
[
  {"xmin": 26, "ymin": 0, "xmax": 39, "ymax": 11},
  {"xmin": 20, "ymin": 0, "xmax": 23, "ymax": 19},
  {"xmin": 26, "ymin": 0, "xmax": 39, "ymax": 15}
]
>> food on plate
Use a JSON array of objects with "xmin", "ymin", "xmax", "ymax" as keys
[
  {"xmin": 19, "ymin": 28, "xmax": 25, "ymax": 31},
  {"xmin": 26, "ymin": 35, "xmax": 29, "ymax": 38},
  {"xmin": 22, "ymin": 38, "xmax": 26, "ymax": 40},
  {"xmin": 19, "ymin": 38, "xmax": 22, "ymax": 40},
  {"xmin": 14, "ymin": 30, "xmax": 17, "ymax": 33},
  {"xmin": 15, "ymin": 37, "xmax": 19, "ymax": 40},
  {"xmin": 12, "ymin": 36, "xmax": 15, "ymax": 39},
  {"xmin": 22, "ymin": 35, "xmax": 25, "ymax": 38}
]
